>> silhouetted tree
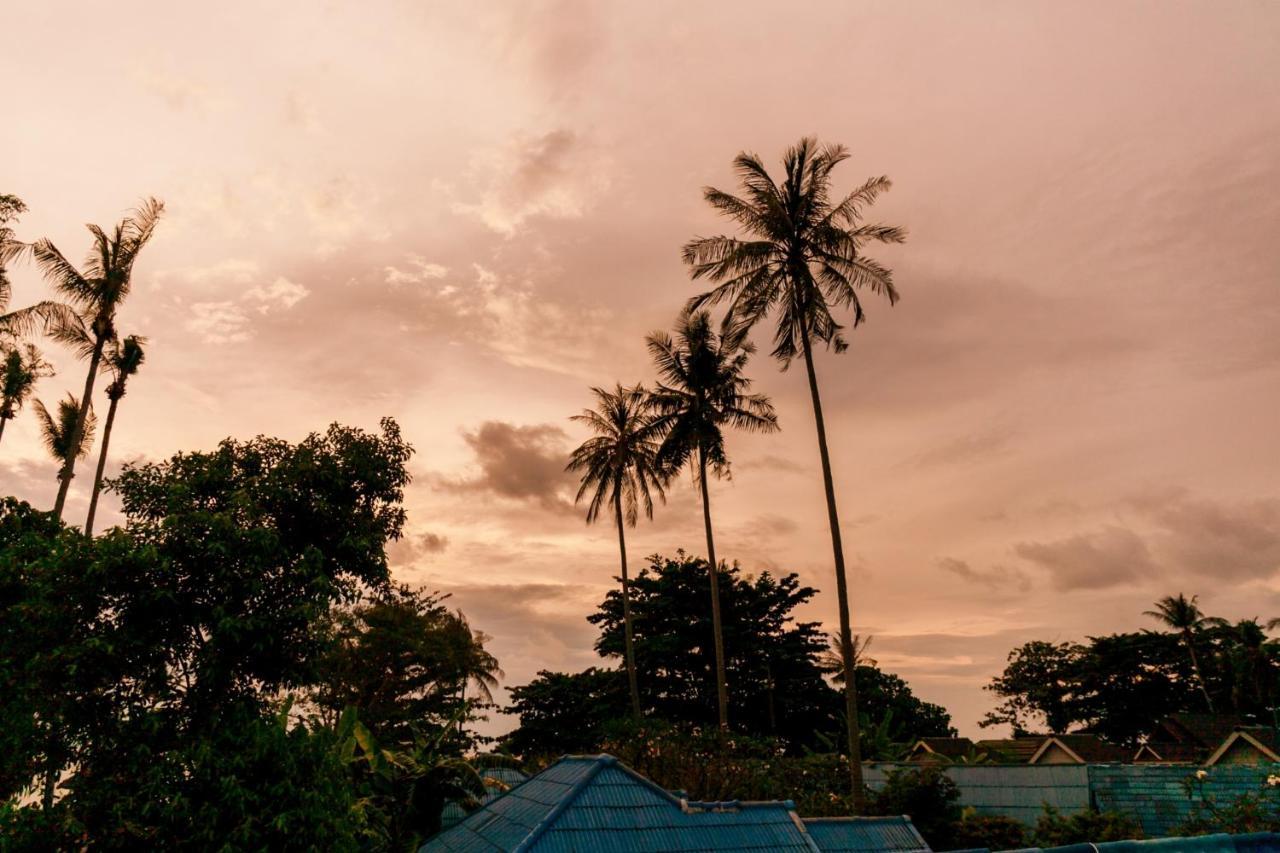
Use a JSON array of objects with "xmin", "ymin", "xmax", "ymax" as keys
[
  {"xmin": 29, "ymin": 198, "xmax": 163, "ymax": 519},
  {"xmin": 1144, "ymin": 593, "xmax": 1220, "ymax": 712},
  {"xmin": 85, "ymin": 334, "xmax": 145, "ymax": 535},
  {"xmin": 566, "ymin": 384, "xmax": 666, "ymax": 719},
  {"xmin": 33, "ymin": 395, "xmax": 96, "ymax": 502},
  {"xmin": 0, "ymin": 343, "xmax": 54, "ymax": 448},
  {"xmin": 646, "ymin": 309, "xmax": 777, "ymax": 733},
  {"xmin": 684, "ymin": 138, "xmax": 905, "ymax": 807}
]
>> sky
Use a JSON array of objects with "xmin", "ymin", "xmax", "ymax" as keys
[{"xmin": 3, "ymin": 0, "xmax": 1279, "ymax": 738}]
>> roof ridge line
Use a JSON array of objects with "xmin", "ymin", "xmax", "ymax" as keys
[{"xmin": 512, "ymin": 754, "xmax": 615, "ymax": 853}]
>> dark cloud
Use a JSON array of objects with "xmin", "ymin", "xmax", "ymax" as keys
[
  {"xmin": 386, "ymin": 530, "xmax": 450, "ymax": 566},
  {"xmin": 446, "ymin": 421, "xmax": 575, "ymax": 512},
  {"xmin": 1015, "ymin": 525, "xmax": 1157, "ymax": 591},
  {"xmin": 938, "ymin": 557, "xmax": 1031, "ymax": 593},
  {"xmin": 1128, "ymin": 488, "xmax": 1280, "ymax": 581}
]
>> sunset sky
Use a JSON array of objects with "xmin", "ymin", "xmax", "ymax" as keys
[{"xmin": 4, "ymin": 1, "xmax": 1279, "ymax": 737}]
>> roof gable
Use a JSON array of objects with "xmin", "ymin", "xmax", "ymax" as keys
[
  {"xmin": 1205, "ymin": 730, "xmax": 1280, "ymax": 766},
  {"xmin": 423, "ymin": 755, "xmax": 825, "ymax": 852}
]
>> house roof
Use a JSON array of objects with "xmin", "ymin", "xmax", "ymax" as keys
[
  {"xmin": 973, "ymin": 736, "xmax": 1046, "ymax": 764},
  {"xmin": 440, "ymin": 767, "xmax": 530, "ymax": 831},
  {"xmin": 1029, "ymin": 735, "xmax": 1129, "ymax": 764},
  {"xmin": 1154, "ymin": 714, "xmax": 1247, "ymax": 748},
  {"xmin": 1204, "ymin": 728, "xmax": 1280, "ymax": 766},
  {"xmin": 422, "ymin": 754, "xmax": 929, "ymax": 852},
  {"xmin": 908, "ymin": 737, "xmax": 976, "ymax": 760},
  {"xmin": 1132, "ymin": 742, "xmax": 1204, "ymax": 763}
]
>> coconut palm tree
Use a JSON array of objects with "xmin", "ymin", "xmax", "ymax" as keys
[
  {"xmin": 29, "ymin": 198, "xmax": 163, "ymax": 519},
  {"xmin": 84, "ymin": 335, "xmax": 145, "ymax": 536},
  {"xmin": 0, "ymin": 343, "xmax": 54, "ymax": 448},
  {"xmin": 683, "ymin": 138, "xmax": 905, "ymax": 806},
  {"xmin": 645, "ymin": 309, "xmax": 778, "ymax": 733},
  {"xmin": 33, "ymin": 394, "xmax": 96, "ymax": 497},
  {"xmin": 0, "ymin": 195, "xmax": 27, "ymax": 314},
  {"xmin": 566, "ymin": 384, "xmax": 666, "ymax": 719},
  {"xmin": 1144, "ymin": 593, "xmax": 1221, "ymax": 712}
]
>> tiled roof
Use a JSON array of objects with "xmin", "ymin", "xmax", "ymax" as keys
[
  {"xmin": 803, "ymin": 817, "xmax": 929, "ymax": 852},
  {"xmin": 440, "ymin": 767, "xmax": 530, "ymax": 830},
  {"xmin": 422, "ymin": 755, "xmax": 807, "ymax": 851},
  {"xmin": 909, "ymin": 738, "xmax": 977, "ymax": 760},
  {"xmin": 1031, "ymin": 735, "xmax": 1129, "ymax": 764},
  {"xmin": 1133, "ymin": 742, "xmax": 1204, "ymax": 763},
  {"xmin": 1157, "ymin": 714, "xmax": 1247, "ymax": 748},
  {"xmin": 974, "ymin": 737, "xmax": 1046, "ymax": 764},
  {"xmin": 423, "ymin": 754, "xmax": 932, "ymax": 852}
]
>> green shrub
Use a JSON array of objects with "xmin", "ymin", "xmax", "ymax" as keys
[
  {"xmin": 867, "ymin": 766, "xmax": 961, "ymax": 850},
  {"xmin": 1034, "ymin": 804, "xmax": 1142, "ymax": 847},
  {"xmin": 949, "ymin": 811, "xmax": 1028, "ymax": 851}
]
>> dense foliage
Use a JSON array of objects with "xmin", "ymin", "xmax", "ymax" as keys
[
  {"xmin": 505, "ymin": 552, "xmax": 953, "ymax": 759},
  {"xmin": 984, "ymin": 602, "xmax": 1280, "ymax": 743},
  {"xmin": 0, "ymin": 421, "xmax": 498, "ymax": 851}
]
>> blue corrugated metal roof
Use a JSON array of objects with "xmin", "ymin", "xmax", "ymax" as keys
[
  {"xmin": 999, "ymin": 832, "xmax": 1280, "ymax": 852},
  {"xmin": 422, "ymin": 755, "xmax": 931, "ymax": 852},
  {"xmin": 441, "ymin": 768, "xmax": 531, "ymax": 831},
  {"xmin": 803, "ymin": 817, "xmax": 930, "ymax": 852}
]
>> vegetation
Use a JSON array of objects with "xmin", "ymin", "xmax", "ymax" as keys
[
  {"xmin": 0, "ymin": 344, "xmax": 54, "ymax": 448},
  {"xmin": 0, "ymin": 421, "xmax": 501, "ymax": 850},
  {"xmin": 1033, "ymin": 805, "xmax": 1143, "ymax": 846},
  {"xmin": 565, "ymin": 384, "xmax": 666, "ymax": 720},
  {"xmin": 645, "ymin": 308, "xmax": 778, "ymax": 734},
  {"xmin": 504, "ymin": 552, "xmax": 952, "ymax": 761},
  {"xmin": 28, "ymin": 198, "xmax": 163, "ymax": 519},
  {"xmin": 984, "ymin": 596, "xmax": 1280, "ymax": 743},
  {"xmin": 1175, "ymin": 771, "xmax": 1280, "ymax": 835},
  {"xmin": 84, "ymin": 334, "xmax": 145, "ymax": 535},
  {"xmin": 682, "ymin": 137, "xmax": 906, "ymax": 807}
]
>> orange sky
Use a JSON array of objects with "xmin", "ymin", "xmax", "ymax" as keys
[{"xmin": 4, "ymin": 0, "xmax": 1279, "ymax": 737}]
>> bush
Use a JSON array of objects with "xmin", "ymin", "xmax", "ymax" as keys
[
  {"xmin": 949, "ymin": 811, "xmax": 1028, "ymax": 851},
  {"xmin": 1034, "ymin": 804, "xmax": 1142, "ymax": 847},
  {"xmin": 1173, "ymin": 772, "xmax": 1280, "ymax": 835},
  {"xmin": 867, "ymin": 766, "xmax": 961, "ymax": 849}
]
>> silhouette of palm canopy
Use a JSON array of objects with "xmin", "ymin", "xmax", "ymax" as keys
[
  {"xmin": 566, "ymin": 384, "xmax": 666, "ymax": 526},
  {"xmin": 34, "ymin": 394, "xmax": 96, "ymax": 466},
  {"xmin": 646, "ymin": 309, "xmax": 778, "ymax": 480},
  {"xmin": 683, "ymin": 137, "xmax": 905, "ymax": 364}
]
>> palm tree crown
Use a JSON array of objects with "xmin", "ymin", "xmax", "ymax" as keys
[
  {"xmin": 567, "ymin": 384, "xmax": 666, "ymax": 527},
  {"xmin": 683, "ymin": 138, "xmax": 905, "ymax": 364},
  {"xmin": 33, "ymin": 394, "xmax": 96, "ymax": 469},
  {"xmin": 104, "ymin": 335, "xmax": 146, "ymax": 400},
  {"xmin": 1, "ymin": 343, "xmax": 54, "ymax": 421},
  {"xmin": 646, "ymin": 309, "xmax": 779, "ymax": 478}
]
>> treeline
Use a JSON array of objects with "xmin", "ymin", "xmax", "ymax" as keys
[
  {"xmin": 0, "ymin": 421, "xmax": 503, "ymax": 851},
  {"xmin": 984, "ymin": 594, "xmax": 1280, "ymax": 744},
  {"xmin": 502, "ymin": 552, "xmax": 953, "ymax": 766}
]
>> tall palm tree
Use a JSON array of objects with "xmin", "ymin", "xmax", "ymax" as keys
[
  {"xmin": 0, "ymin": 195, "xmax": 27, "ymax": 315},
  {"xmin": 646, "ymin": 309, "xmax": 778, "ymax": 733},
  {"xmin": 29, "ymin": 198, "xmax": 163, "ymax": 519},
  {"xmin": 1144, "ymin": 593, "xmax": 1220, "ymax": 712},
  {"xmin": 33, "ymin": 394, "xmax": 97, "ymax": 496},
  {"xmin": 566, "ymin": 384, "xmax": 666, "ymax": 719},
  {"xmin": 84, "ymin": 335, "xmax": 145, "ymax": 536},
  {"xmin": 683, "ymin": 138, "xmax": 905, "ymax": 807},
  {"xmin": 0, "ymin": 343, "xmax": 54, "ymax": 448}
]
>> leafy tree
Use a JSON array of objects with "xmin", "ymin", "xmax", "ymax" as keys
[
  {"xmin": 982, "ymin": 640, "xmax": 1080, "ymax": 735},
  {"xmin": 684, "ymin": 138, "xmax": 906, "ymax": 808},
  {"xmin": 0, "ymin": 195, "xmax": 28, "ymax": 327},
  {"xmin": 566, "ymin": 384, "xmax": 666, "ymax": 720},
  {"xmin": 0, "ymin": 420, "xmax": 414, "ymax": 840},
  {"xmin": 29, "ymin": 198, "xmax": 163, "ymax": 519},
  {"xmin": 505, "ymin": 553, "xmax": 952, "ymax": 759},
  {"xmin": 32, "ymin": 395, "xmax": 96, "ymax": 492},
  {"xmin": 646, "ymin": 309, "xmax": 777, "ymax": 734},
  {"xmin": 84, "ymin": 334, "xmax": 145, "ymax": 535},
  {"xmin": 1210, "ymin": 618, "xmax": 1280, "ymax": 715},
  {"xmin": 310, "ymin": 583, "xmax": 499, "ymax": 749},
  {"xmin": 0, "ymin": 343, "xmax": 54, "ymax": 448},
  {"xmin": 1145, "ymin": 593, "xmax": 1220, "ymax": 712},
  {"xmin": 503, "ymin": 668, "xmax": 630, "ymax": 760}
]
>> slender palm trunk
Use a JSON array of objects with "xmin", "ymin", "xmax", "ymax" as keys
[
  {"xmin": 53, "ymin": 338, "xmax": 104, "ymax": 521},
  {"xmin": 0, "ymin": 413, "xmax": 7, "ymax": 447},
  {"xmin": 698, "ymin": 446, "xmax": 730, "ymax": 735},
  {"xmin": 800, "ymin": 331, "xmax": 865, "ymax": 812},
  {"xmin": 84, "ymin": 393, "xmax": 120, "ymax": 536},
  {"xmin": 614, "ymin": 494, "xmax": 642, "ymax": 720},
  {"xmin": 1184, "ymin": 630, "xmax": 1215, "ymax": 712}
]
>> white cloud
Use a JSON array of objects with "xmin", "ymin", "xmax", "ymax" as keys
[
  {"xmin": 384, "ymin": 255, "xmax": 449, "ymax": 286},
  {"xmin": 245, "ymin": 276, "xmax": 309, "ymax": 314},
  {"xmin": 187, "ymin": 301, "xmax": 251, "ymax": 344}
]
